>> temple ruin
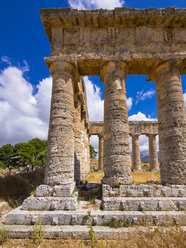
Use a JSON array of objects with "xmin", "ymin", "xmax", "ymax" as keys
[
  {"xmin": 89, "ymin": 121, "xmax": 159, "ymax": 171},
  {"xmin": 2, "ymin": 7, "xmax": 186, "ymax": 238}
]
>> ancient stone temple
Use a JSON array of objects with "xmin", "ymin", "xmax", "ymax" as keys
[
  {"xmin": 89, "ymin": 121, "xmax": 159, "ymax": 171},
  {"xmin": 2, "ymin": 7, "xmax": 186, "ymax": 238}
]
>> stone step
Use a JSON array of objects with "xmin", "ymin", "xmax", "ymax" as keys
[
  {"xmin": 21, "ymin": 195, "xmax": 186, "ymax": 211},
  {"xmin": 102, "ymin": 197, "xmax": 186, "ymax": 211},
  {"xmin": 102, "ymin": 184, "xmax": 186, "ymax": 197},
  {"xmin": 4, "ymin": 207, "xmax": 186, "ymax": 226},
  {"xmin": 0, "ymin": 224, "xmax": 185, "ymax": 240}
]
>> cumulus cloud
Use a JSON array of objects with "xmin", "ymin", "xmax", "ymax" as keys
[
  {"xmin": 128, "ymin": 112, "xmax": 156, "ymax": 121},
  {"xmin": 127, "ymin": 97, "xmax": 132, "ymax": 111},
  {"xmin": 184, "ymin": 92, "xmax": 186, "ymax": 107},
  {"xmin": 136, "ymin": 89, "xmax": 156, "ymax": 104},
  {"xmin": 68, "ymin": 0, "xmax": 124, "ymax": 9},
  {"xmin": 0, "ymin": 63, "xmax": 51, "ymax": 146},
  {"xmin": 35, "ymin": 77, "xmax": 52, "ymax": 123},
  {"xmin": 84, "ymin": 76, "xmax": 104, "ymax": 121}
]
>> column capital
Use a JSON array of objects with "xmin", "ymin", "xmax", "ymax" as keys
[
  {"xmin": 147, "ymin": 59, "xmax": 184, "ymax": 81},
  {"xmin": 146, "ymin": 134, "xmax": 157, "ymax": 138},
  {"xmin": 100, "ymin": 61, "xmax": 128, "ymax": 82},
  {"xmin": 98, "ymin": 133, "xmax": 104, "ymax": 139},
  {"xmin": 130, "ymin": 133, "xmax": 140, "ymax": 138},
  {"xmin": 44, "ymin": 58, "xmax": 80, "ymax": 80}
]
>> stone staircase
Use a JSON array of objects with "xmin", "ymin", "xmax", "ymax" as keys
[{"xmin": 1, "ymin": 183, "xmax": 185, "ymax": 239}]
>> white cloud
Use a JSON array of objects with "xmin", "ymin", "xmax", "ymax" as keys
[
  {"xmin": 68, "ymin": 0, "xmax": 124, "ymax": 9},
  {"xmin": 128, "ymin": 112, "xmax": 156, "ymax": 121},
  {"xmin": 184, "ymin": 92, "xmax": 186, "ymax": 107},
  {"xmin": 127, "ymin": 97, "xmax": 132, "ymax": 111},
  {"xmin": 84, "ymin": 76, "xmax": 104, "ymax": 121},
  {"xmin": 35, "ymin": 77, "xmax": 52, "ymax": 123},
  {"xmin": 136, "ymin": 89, "xmax": 155, "ymax": 104},
  {"xmin": 1, "ymin": 56, "xmax": 11, "ymax": 65},
  {"xmin": 0, "ymin": 64, "xmax": 51, "ymax": 146}
]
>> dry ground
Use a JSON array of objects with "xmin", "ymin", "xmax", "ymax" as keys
[
  {"xmin": 2, "ymin": 227, "xmax": 185, "ymax": 248},
  {"xmin": 86, "ymin": 171, "xmax": 160, "ymax": 184}
]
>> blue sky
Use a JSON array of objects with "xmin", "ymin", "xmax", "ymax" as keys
[{"xmin": 0, "ymin": 0, "xmax": 186, "ymax": 151}]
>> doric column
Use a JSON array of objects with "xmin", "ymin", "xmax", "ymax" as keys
[
  {"xmin": 44, "ymin": 61, "xmax": 79, "ymax": 194},
  {"xmin": 131, "ymin": 134, "xmax": 141, "ymax": 171},
  {"xmin": 85, "ymin": 133, "xmax": 90, "ymax": 175},
  {"xmin": 101, "ymin": 61, "xmax": 132, "ymax": 186},
  {"xmin": 98, "ymin": 134, "xmax": 104, "ymax": 170},
  {"xmin": 74, "ymin": 98, "xmax": 82, "ymax": 184},
  {"xmin": 148, "ymin": 61, "xmax": 186, "ymax": 185},
  {"xmin": 148, "ymin": 134, "xmax": 159, "ymax": 171}
]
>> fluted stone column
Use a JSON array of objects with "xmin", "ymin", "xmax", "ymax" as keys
[
  {"xmin": 148, "ymin": 134, "xmax": 159, "ymax": 171},
  {"xmin": 149, "ymin": 61, "xmax": 186, "ymax": 185},
  {"xmin": 101, "ymin": 61, "xmax": 132, "ymax": 186},
  {"xmin": 98, "ymin": 134, "xmax": 104, "ymax": 171},
  {"xmin": 74, "ymin": 99, "xmax": 82, "ymax": 183},
  {"xmin": 131, "ymin": 134, "xmax": 141, "ymax": 171},
  {"xmin": 83, "ymin": 125, "xmax": 90, "ymax": 178},
  {"xmin": 85, "ymin": 133, "xmax": 90, "ymax": 175},
  {"xmin": 45, "ymin": 61, "xmax": 78, "ymax": 195}
]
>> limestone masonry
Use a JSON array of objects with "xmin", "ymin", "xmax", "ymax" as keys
[{"xmin": 2, "ymin": 7, "xmax": 186, "ymax": 237}]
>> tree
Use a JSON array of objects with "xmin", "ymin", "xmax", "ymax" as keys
[
  {"xmin": 36, "ymin": 149, "xmax": 47, "ymax": 166},
  {"xmin": 28, "ymin": 138, "xmax": 47, "ymax": 159},
  {"xmin": 0, "ymin": 144, "xmax": 14, "ymax": 167},
  {"xmin": 11, "ymin": 143, "xmax": 36, "ymax": 167},
  {"xmin": 0, "ymin": 161, "xmax": 6, "ymax": 169},
  {"xmin": 90, "ymin": 145, "xmax": 97, "ymax": 159}
]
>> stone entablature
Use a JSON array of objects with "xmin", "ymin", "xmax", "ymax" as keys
[
  {"xmin": 89, "ymin": 121, "xmax": 158, "ymax": 136},
  {"xmin": 40, "ymin": 8, "xmax": 186, "ymax": 76}
]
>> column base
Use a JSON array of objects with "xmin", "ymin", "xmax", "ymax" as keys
[
  {"xmin": 22, "ymin": 195, "xmax": 77, "ymax": 210},
  {"xmin": 21, "ymin": 182, "xmax": 78, "ymax": 211},
  {"xmin": 132, "ymin": 168, "xmax": 141, "ymax": 172},
  {"xmin": 102, "ymin": 175, "xmax": 132, "ymax": 187},
  {"xmin": 150, "ymin": 168, "xmax": 160, "ymax": 172},
  {"xmin": 36, "ymin": 182, "xmax": 76, "ymax": 197}
]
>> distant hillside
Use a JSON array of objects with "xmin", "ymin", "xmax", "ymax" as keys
[{"xmin": 140, "ymin": 152, "xmax": 160, "ymax": 162}]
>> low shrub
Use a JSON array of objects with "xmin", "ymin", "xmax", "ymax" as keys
[
  {"xmin": 102, "ymin": 218, "xmax": 132, "ymax": 228},
  {"xmin": 0, "ymin": 227, "xmax": 10, "ymax": 247},
  {"xmin": 0, "ymin": 175, "xmax": 31, "ymax": 198}
]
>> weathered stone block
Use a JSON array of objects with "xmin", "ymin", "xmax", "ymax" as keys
[
  {"xmin": 101, "ymin": 197, "xmax": 186, "ymax": 211},
  {"xmin": 36, "ymin": 185, "xmax": 53, "ymax": 197},
  {"xmin": 4, "ymin": 207, "xmax": 186, "ymax": 226},
  {"xmin": 53, "ymin": 182, "xmax": 75, "ymax": 197},
  {"xmin": 102, "ymin": 184, "xmax": 186, "ymax": 198},
  {"xmin": 22, "ymin": 196, "xmax": 77, "ymax": 210}
]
